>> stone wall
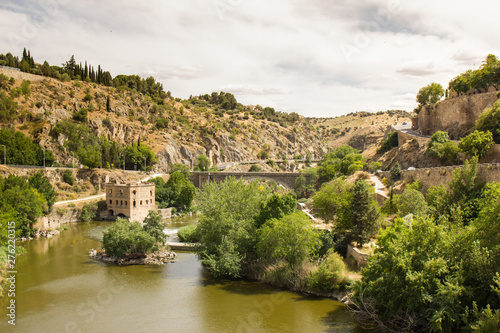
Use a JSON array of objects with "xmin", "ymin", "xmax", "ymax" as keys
[
  {"xmin": 416, "ymin": 91, "xmax": 499, "ymax": 139},
  {"xmin": 381, "ymin": 163, "xmax": 500, "ymax": 193},
  {"xmin": 346, "ymin": 244, "xmax": 370, "ymax": 267}
]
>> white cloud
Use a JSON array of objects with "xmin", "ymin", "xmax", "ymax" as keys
[{"xmin": 1, "ymin": 0, "xmax": 500, "ymax": 117}]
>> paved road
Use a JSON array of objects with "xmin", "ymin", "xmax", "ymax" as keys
[
  {"xmin": 53, "ymin": 173, "xmax": 164, "ymax": 206},
  {"xmin": 393, "ymin": 123, "xmax": 430, "ymax": 139}
]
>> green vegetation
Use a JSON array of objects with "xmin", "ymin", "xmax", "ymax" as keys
[
  {"xmin": 448, "ymin": 54, "xmax": 500, "ymax": 94},
  {"xmin": 177, "ymin": 225, "xmax": 200, "ymax": 243},
  {"xmin": 351, "ymin": 156, "xmax": 500, "ymax": 332},
  {"xmin": 0, "ymin": 174, "xmax": 54, "ymax": 238},
  {"xmin": 150, "ymin": 172, "xmax": 196, "ymax": 212},
  {"xmin": 0, "ymin": 50, "xmax": 168, "ymax": 102},
  {"xmin": 376, "ymin": 131, "xmax": 398, "ymax": 154},
  {"xmin": 102, "ymin": 219, "xmax": 156, "ymax": 258},
  {"xmin": 318, "ymin": 145, "xmax": 365, "ymax": 184},
  {"xmin": 196, "ymin": 177, "xmax": 349, "ymax": 293},
  {"xmin": 293, "ymin": 168, "xmax": 318, "ymax": 199},
  {"xmin": 426, "ymin": 131, "xmax": 459, "ymax": 164},
  {"xmin": 415, "ymin": 82, "xmax": 444, "ymax": 112},
  {"xmin": 248, "ymin": 164, "xmax": 262, "ymax": 172},
  {"xmin": 0, "ymin": 128, "xmax": 54, "ymax": 166},
  {"xmin": 458, "ymin": 130, "xmax": 493, "ymax": 160},
  {"xmin": 257, "ymin": 211, "xmax": 321, "ymax": 267},
  {"xmin": 102, "ymin": 211, "xmax": 166, "ymax": 258},
  {"xmin": 476, "ymin": 99, "xmax": 500, "ymax": 144},
  {"xmin": 195, "ymin": 154, "xmax": 210, "ymax": 171},
  {"xmin": 50, "ymin": 121, "xmax": 156, "ymax": 169}
]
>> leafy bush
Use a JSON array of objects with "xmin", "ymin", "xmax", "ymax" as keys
[
  {"xmin": 377, "ymin": 131, "xmax": 398, "ymax": 154},
  {"xmin": 476, "ymin": 100, "xmax": 500, "ymax": 144},
  {"xmin": 459, "ymin": 130, "xmax": 494, "ymax": 160},
  {"xmin": 196, "ymin": 178, "xmax": 270, "ymax": 278},
  {"xmin": 257, "ymin": 150, "xmax": 269, "ymax": 160},
  {"xmin": 102, "ymin": 117, "xmax": 111, "ymax": 127},
  {"xmin": 62, "ymin": 169, "xmax": 75, "ymax": 185},
  {"xmin": 248, "ymin": 164, "xmax": 262, "ymax": 172},
  {"xmin": 307, "ymin": 249, "xmax": 349, "ymax": 292},
  {"xmin": 177, "ymin": 225, "xmax": 200, "ymax": 243},
  {"xmin": 80, "ymin": 202, "xmax": 99, "ymax": 222},
  {"xmin": 257, "ymin": 211, "xmax": 321, "ymax": 267},
  {"xmin": 389, "ymin": 162, "xmax": 401, "ymax": 181},
  {"xmin": 0, "ymin": 91, "xmax": 18, "ymax": 122},
  {"xmin": 102, "ymin": 218, "xmax": 156, "ymax": 258},
  {"xmin": 72, "ymin": 108, "xmax": 88, "ymax": 122}
]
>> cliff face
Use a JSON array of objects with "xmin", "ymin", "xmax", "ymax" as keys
[
  {"xmin": 415, "ymin": 90, "xmax": 499, "ymax": 139},
  {"xmin": 1, "ymin": 68, "xmax": 328, "ymax": 170}
]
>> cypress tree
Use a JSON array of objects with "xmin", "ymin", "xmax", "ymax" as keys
[{"xmin": 349, "ymin": 179, "xmax": 379, "ymax": 246}]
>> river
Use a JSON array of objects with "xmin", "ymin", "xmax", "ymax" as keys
[{"xmin": 0, "ymin": 219, "xmax": 371, "ymax": 333}]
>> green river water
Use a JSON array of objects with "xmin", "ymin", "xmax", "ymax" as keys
[{"xmin": 0, "ymin": 219, "xmax": 371, "ymax": 333}]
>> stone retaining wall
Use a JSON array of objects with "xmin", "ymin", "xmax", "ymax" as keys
[{"xmin": 380, "ymin": 163, "xmax": 500, "ymax": 193}]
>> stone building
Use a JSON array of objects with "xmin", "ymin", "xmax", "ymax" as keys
[{"xmin": 103, "ymin": 182, "xmax": 156, "ymax": 222}]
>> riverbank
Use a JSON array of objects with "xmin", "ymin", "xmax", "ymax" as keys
[{"xmin": 89, "ymin": 248, "xmax": 177, "ymax": 265}]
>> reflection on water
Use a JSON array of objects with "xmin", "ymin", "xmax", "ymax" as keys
[{"xmin": 0, "ymin": 220, "xmax": 371, "ymax": 333}]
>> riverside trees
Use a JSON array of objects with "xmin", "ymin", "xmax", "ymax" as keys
[
  {"xmin": 195, "ymin": 177, "xmax": 348, "ymax": 291},
  {"xmin": 352, "ymin": 157, "xmax": 500, "ymax": 332}
]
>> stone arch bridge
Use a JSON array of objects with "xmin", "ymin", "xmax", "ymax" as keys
[{"xmin": 190, "ymin": 171, "xmax": 302, "ymax": 189}]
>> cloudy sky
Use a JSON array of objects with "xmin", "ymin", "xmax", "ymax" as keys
[{"xmin": 1, "ymin": 0, "xmax": 499, "ymax": 117}]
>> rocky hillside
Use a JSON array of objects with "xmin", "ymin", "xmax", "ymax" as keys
[{"xmin": 0, "ymin": 67, "xmax": 413, "ymax": 171}]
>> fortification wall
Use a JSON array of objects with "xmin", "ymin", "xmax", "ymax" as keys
[
  {"xmin": 380, "ymin": 163, "xmax": 500, "ymax": 193},
  {"xmin": 416, "ymin": 91, "xmax": 498, "ymax": 139}
]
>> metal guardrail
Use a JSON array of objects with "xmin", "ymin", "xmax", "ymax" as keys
[{"xmin": 0, "ymin": 66, "xmax": 21, "ymax": 71}]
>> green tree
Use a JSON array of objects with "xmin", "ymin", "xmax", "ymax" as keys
[
  {"xmin": 257, "ymin": 211, "xmax": 321, "ymax": 267},
  {"xmin": 293, "ymin": 168, "xmax": 318, "ymax": 198},
  {"xmin": 143, "ymin": 210, "xmax": 167, "ymax": 244},
  {"xmin": 170, "ymin": 163, "xmax": 191, "ymax": 179},
  {"xmin": 28, "ymin": 172, "xmax": 56, "ymax": 212},
  {"xmin": 394, "ymin": 188, "xmax": 428, "ymax": 217},
  {"xmin": 254, "ymin": 192, "xmax": 297, "ymax": 227},
  {"xmin": 196, "ymin": 177, "xmax": 270, "ymax": 278},
  {"xmin": 459, "ymin": 130, "xmax": 494, "ymax": 160},
  {"xmin": 177, "ymin": 181, "xmax": 196, "ymax": 211},
  {"xmin": 196, "ymin": 154, "xmax": 210, "ymax": 171},
  {"xmin": 102, "ymin": 218, "xmax": 156, "ymax": 258},
  {"xmin": 377, "ymin": 131, "xmax": 398, "ymax": 154},
  {"xmin": 312, "ymin": 177, "xmax": 352, "ymax": 223},
  {"xmin": 0, "ymin": 175, "xmax": 44, "ymax": 237},
  {"xmin": 349, "ymin": 179, "xmax": 379, "ymax": 245},
  {"xmin": 426, "ymin": 184, "xmax": 452, "ymax": 219},
  {"xmin": 390, "ymin": 162, "xmax": 402, "ymax": 181},
  {"xmin": 427, "ymin": 131, "xmax": 459, "ymax": 164},
  {"xmin": 476, "ymin": 100, "xmax": 500, "ymax": 144},
  {"xmin": 417, "ymin": 82, "xmax": 444, "ymax": 106}
]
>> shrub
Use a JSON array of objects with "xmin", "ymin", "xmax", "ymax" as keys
[
  {"xmin": 83, "ymin": 93, "xmax": 93, "ymax": 102},
  {"xmin": 307, "ymin": 249, "xmax": 349, "ymax": 292},
  {"xmin": 80, "ymin": 202, "xmax": 99, "ymax": 222},
  {"xmin": 248, "ymin": 164, "xmax": 262, "ymax": 172},
  {"xmin": 257, "ymin": 150, "xmax": 269, "ymax": 160},
  {"xmin": 62, "ymin": 169, "xmax": 75, "ymax": 185},
  {"xmin": 377, "ymin": 131, "xmax": 398, "ymax": 154},
  {"xmin": 177, "ymin": 225, "xmax": 200, "ymax": 243},
  {"xmin": 102, "ymin": 219, "xmax": 156, "ymax": 258},
  {"xmin": 102, "ymin": 117, "xmax": 111, "ymax": 127}
]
